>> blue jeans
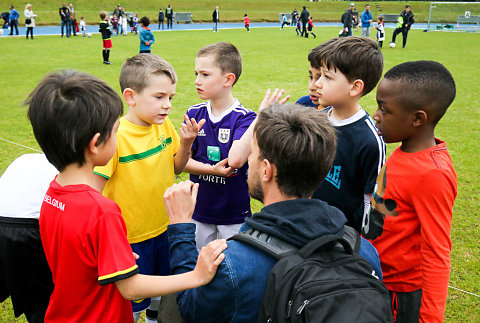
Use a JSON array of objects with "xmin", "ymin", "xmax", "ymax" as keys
[
  {"xmin": 9, "ymin": 19, "xmax": 18, "ymax": 35},
  {"xmin": 61, "ymin": 20, "xmax": 71, "ymax": 37}
]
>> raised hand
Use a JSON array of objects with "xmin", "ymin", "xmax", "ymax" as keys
[
  {"xmin": 259, "ymin": 88, "xmax": 291, "ymax": 112},
  {"xmin": 180, "ymin": 114, "xmax": 206, "ymax": 146},
  {"xmin": 164, "ymin": 180, "xmax": 199, "ymax": 224}
]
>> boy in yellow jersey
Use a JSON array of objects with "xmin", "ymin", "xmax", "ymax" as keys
[{"xmin": 93, "ymin": 54, "xmax": 205, "ymax": 323}]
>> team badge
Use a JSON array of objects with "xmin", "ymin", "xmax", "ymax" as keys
[{"xmin": 218, "ymin": 128, "xmax": 230, "ymax": 144}]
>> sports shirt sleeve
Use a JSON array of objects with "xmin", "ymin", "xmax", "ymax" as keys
[
  {"xmin": 232, "ymin": 111, "xmax": 256, "ymax": 141},
  {"xmin": 413, "ymin": 169, "xmax": 456, "ymax": 323},
  {"xmin": 96, "ymin": 206, "xmax": 138, "ymax": 285},
  {"xmin": 94, "ymin": 148, "xmax": 118, "ymax": 180},
  {"xmin": 358, "ymin": 131, "xmax": 385, "ymax": 194}
]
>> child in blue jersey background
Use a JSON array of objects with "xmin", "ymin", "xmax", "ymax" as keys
[
  {"xmin": 184, "ymin": 42, "xmax": 257, "ymax": 249},
  {"xmin": 139, "ymin": 16, "xmax": 155, "ymax": 53}
]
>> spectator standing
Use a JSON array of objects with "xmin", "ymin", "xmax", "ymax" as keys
[
  {"xmin": 341, "ymin": 3, "xmax": 355, "ymax": 37},
  {"xmin": 139, "ymin": 16, "xmax": 155, "ymax": 53},
  {"xmin": 291, "ymin": 8, "xmax": 298, "ymax": 26},
  {"xmin": 300, "ymin": 6, "xmax": 309, "ymax": 37},
  {"xmin": 99, "ymin": 11, "xmax": 112, "ymax": 64},
  {"xmin": 111, "ymin": 14, "xmax": 118, "ymax": 36},
  {"xmin": 79, "ymin": 16, "xmax": 86, "ymax": 37},
  {"xmin": 361, "ymin": 4, "xmax": 373, "ymax": 37},
  {"xmin": 158, "ymin": 8, "xmax": 164, "ymax": 29},
  {"xmin": 244, "ymin": 13, "xmax": 249, "ymax": 32},
  {"xmin": 212, "ymin": 6, "xmax": 219, "ymax": 32},
  {"xmin": 24, "ymin": 4, "xmax": 36, "ymax": 39},
  {"xmin": 113, "ymin": 4, "xmax": 124, "ymax": 19},
  {"xmin": 68, "ymin": 3, "xmax": 76, "ymax": 36},
  {"xmin": 375, "ymin": 17, "xmax": 385, "ymax": 48},
  {"xmin": 59, "ymin": 3, "xmax": 70, "ymax": 37},
  {"xmin": 390, "ymin": 5, "xmax": 414, "ymax": 48},
  {"xmin": 8, "ymin": 5, "xmax": 19, "ymax": 36},
  {"xmin": 121, "ymin": 14, "xmax": 128, "ymax": 35},
  {"xmin": 133, "ymin": 13, "xmax": 138, "ymax": 34},
  {"xmin": 165, "ymin": 4, "xmax": 173, "ymax": 29}
]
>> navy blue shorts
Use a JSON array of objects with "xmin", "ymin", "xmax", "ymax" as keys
[{"xmin": 130, "ymin": 231, "xmax": 171, "ymax": 312}]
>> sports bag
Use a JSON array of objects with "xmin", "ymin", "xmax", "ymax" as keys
[{"xmin": 231, "ymin": 226, "xmax": 392, "ymax": 323}]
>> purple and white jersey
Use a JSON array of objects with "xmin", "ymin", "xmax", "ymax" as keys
[{"xmin": 186, "ymin": 99, "xmax": 256, "ymax": 225}]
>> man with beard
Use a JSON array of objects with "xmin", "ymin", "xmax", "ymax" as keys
[{"xmin": 164, "ymin": 98, "xmax": 382, "ymax": 322}]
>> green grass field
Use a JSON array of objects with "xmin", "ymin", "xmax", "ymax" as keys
[{"xmin": 0, "ymin": 24, "xmax": 479, "ymax": 322}]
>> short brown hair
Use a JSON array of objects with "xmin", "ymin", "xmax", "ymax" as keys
[
  {"xmin": 197, "ymin": 42, "xmax": 242, "ymax": 86},
  {"xmin": 100, "ymin": 11, "xmax": 107, "ymax": 20},
  {"xmin": 308, "ymin": 37, "xmax": 383, "ymax": 96},
  {"xmin": 254, "ymin": 103, "xmax": 337, "ymax": 198},
  {"xmin": 26, "ymin": 70, "xmax": 123, "ymax": 171},
  {"xmin": 119, "ymin": 54, "xmax": 177, "ymax": 92}
]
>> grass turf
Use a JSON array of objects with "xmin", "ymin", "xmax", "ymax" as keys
[{"xmin": 0, "ymin": 25, "xmax": 479, "ymax": 322}]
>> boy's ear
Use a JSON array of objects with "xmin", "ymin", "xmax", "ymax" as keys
[
  {"xmin": 224, "ymin": 73, "xmax": 236, "ymax": 87},
  {"xmin": 88, "ymin": 133, "xmax": 102, "ymax": 155},
  {"xmin": 123, "ymin": 88, "xmax": 136, "ymax": 106},
  {"xmin": 350, "ymin": 79, "xmax": 364, "ymax": 98},
  {"xmin": 412, "ymin": 110, "xmax": 428, "ymax": 127}
]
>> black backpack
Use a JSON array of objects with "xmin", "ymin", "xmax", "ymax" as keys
[{"xmin": 231, "ymin": 226, "xmax": 393, "ymax": 323}]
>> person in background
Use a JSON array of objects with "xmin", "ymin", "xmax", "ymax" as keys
[
  {"xmin": 299, "ymin": 6, "xmax": 309, "ymax": 37},
  {"xmin": 8, "ymin": 4, "xmax": 19, "ymax": 35},
  {"xmin": 361, "ymin": 4, "xmax": 373, "ymax": 37},
  {"xmin": 244, "ymin": 13, "xmax": 250, "ymax": 32},
  {"xmin": 24, "ymin": 4, "xmax": 36, "ymax": 39},
  {"xmin": 59, "ymin": 2, "xmax": 70, "ymax": 38},
  {"xmin": 307, "ymin": 15, "xmax": 316, "ymax": 38},
  {"xmin": 375, "ymin": 16, "xmax": 385, "ymax": 48},
  {"xmin": 121, "ymin": 14, "xmax": 128, "ymax": 35},
  {"xmin": 79, "ymin": 16, "xmax": 86, "ymax": 37},
  {"xmin": 165, "ymin": 4, "xmax": 173, "ymax": 29},
  {"xmin": 390, "ymin": 5, "xmax": 414, "ymax": 49},
  {"xmin": 341, "ymin": 3, "xmax": 354, "ymax": 37},
  {"xmin": 139, "ymin": 16, "xmax": 154, "ymax": 53},
  {"xmin": 99, "ymin": 11, "xmax": 112, "ymax": 64},
  {"xmin": 212, "ymin": 6, "xmax": 219, "ymax": 32},
  {"xmin": 158, "ymin": 8, "xmax": 164, "ymax": 30},
  {"xmin": 68, "ymin": 3, "xmax": 76, "ymax": 36}
]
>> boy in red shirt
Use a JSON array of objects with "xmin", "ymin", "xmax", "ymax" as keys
[
  {"xmin": 362, "ymin": 60, "xmax": 457, "ymax": 323},
  {"xmin": 244, "ymin": 13, "xmax": 250, "ymax": 32},
  {"xmin": 26, "ymin": 70, "xmax": 227, "ymax": 323}
]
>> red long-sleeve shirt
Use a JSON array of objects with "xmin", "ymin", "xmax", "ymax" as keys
[{"xmin": 364, "ymin": 139, "xmax": 457, "ymax": 323}]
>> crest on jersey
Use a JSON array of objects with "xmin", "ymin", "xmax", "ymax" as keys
[{"xmin": 218, "ymin": 128, "xmax": 230, "ymax": 144}]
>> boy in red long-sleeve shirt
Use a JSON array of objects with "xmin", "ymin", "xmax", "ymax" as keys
[{"xmin": 362, "ymin": 60, "xmax": 457, "ymax": 323}]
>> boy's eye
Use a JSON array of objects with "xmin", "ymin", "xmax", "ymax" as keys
[{"xmin": 156, "ymin": 96, "xmax": 163, "ymax": 100}]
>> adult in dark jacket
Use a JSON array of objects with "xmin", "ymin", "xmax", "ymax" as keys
[
  {"xmin": 165, "ymin": 100, "xmax": 384, "ymax": 322},
  {"xmin": 341, "ymin": 3, "xmax": 355, "ymax": 36},
  {"xmin": 390, "ymin": 5, "xmax": 414, "ymax": 48},
  {"xmin": 212, "ymin": 6, "xmax": 219, "ymax": 32},
  {"xmin": 58, "ymin": 3, "xmax": 70, "ymax": 37},
  {"xmin": 158, "ymin": 8, "xmax": 164, "ymax": 29},
  {"xmin": 165, "ymin": 4, "xmax": 173, "ymax": 29},
  {"xmin": 300, "ymin": 6, "xmax": 309, "ymax": 37}
]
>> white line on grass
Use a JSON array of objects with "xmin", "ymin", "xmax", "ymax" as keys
[
  {"xmin": 0, "ymin": 137, "xmax": 42, "ymax": 153},
  {"xmin": 449, "ymin": 285, "xmax": 480, "ymax": 298}
]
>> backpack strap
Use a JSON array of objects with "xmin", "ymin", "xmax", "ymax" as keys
[
  {"xmin": 229, "ymin": 229, "xmax": 297, "ymax": 260},
  {"xmin": 230, "ymin": 225, "xmax": 360, "ymax": 260}
]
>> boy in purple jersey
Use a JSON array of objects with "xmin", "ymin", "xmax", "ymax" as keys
[{"xmin": 184, "ymin": 42, "xmax": 257, "ymax": 249}]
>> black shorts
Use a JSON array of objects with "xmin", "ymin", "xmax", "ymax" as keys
[{"xmin": 0, "ymin": 216, "xmax": 53, "ymax": 319}]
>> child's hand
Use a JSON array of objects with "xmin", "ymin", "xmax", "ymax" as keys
[
  {"xmin": 145, "ymin": 41, "xmax": 150, "ymax": 45},
  {"xmin": 259, "ymin": 88, "xmax": 290, "ymax": 112},
  {"xmin": 210, "ymin": 158, "xmax": 234, "ymax": 177},
  {"xmin": 164, "ymin": 180, "xmax": 199, "ymax": 224},
  {"xmin": 180, "ymin": 114, "xmax": 206, "ymax": 146},
  {"xmin": 193, "ymin": 239, "xmax": 228, "ymax": 285}
]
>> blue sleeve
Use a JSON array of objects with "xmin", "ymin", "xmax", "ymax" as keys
[
  {"xmin": 168, "ymin": 224, "xmax": 237, "ymax": 323},
  {"xmin": 139, "ymin": 30, "xmax": 145, "ymax": 43},
  {"xmin": 150, "ymin": 32, "xmax": 155, "ymax": 44},
  {"xmin": 358, "ymin": 237, "xmax": 383, "ymax": 281},
  {"xmin": 361, "ymin": 12, "xmax": 369, "ymax": 24}
]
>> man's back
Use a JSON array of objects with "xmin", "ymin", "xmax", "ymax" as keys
[{"xmin": 169, "ymin": 198, "xmax": 382, "ymax": 322}]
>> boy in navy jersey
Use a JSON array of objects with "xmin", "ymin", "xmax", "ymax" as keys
[
  {"xmin": 184, "ymin": 42, "xmax": 257, "ymax": 249},
  {"xmin": 310, "ymin": 37, "xmax": 386, "ymax": 233}
]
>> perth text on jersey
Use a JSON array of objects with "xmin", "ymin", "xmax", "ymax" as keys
[{"xmin": 44, "ymin": 194, "xmax": 65, "ymax": 211}]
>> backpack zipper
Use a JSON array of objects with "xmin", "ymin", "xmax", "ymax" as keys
[
  {"xmin": 286, "ymin": 300, "xmax": 293, "ymax": 318},
  {"xmin": 296, "ymin": 299, "xmax": 310, "ymax": 315}
]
